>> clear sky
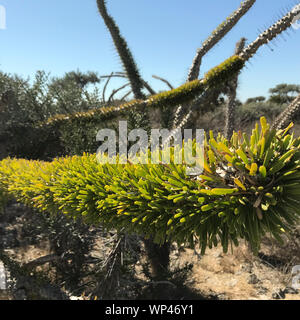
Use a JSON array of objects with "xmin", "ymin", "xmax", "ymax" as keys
[{"xmin": 0, "ymin": 0, "xmax": 299, "ymax": 102}]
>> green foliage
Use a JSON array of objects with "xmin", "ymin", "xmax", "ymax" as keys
[
  {"xmin": 245, "ymin": 96, "xmax": 266, "ymax": 104},
  {"xmin": 1, "ymin": 0, "xmax": 299, "ymax": 299},
  {"xmin": 43, "ymin": 213, "xmax": 96, "ymax": 292},
  {"xmin": 269, "ymin": 84, "xmax": 300, "ymax": 105},
  {"xmin": 0, "ymin": 118, "xmax": 299, "ymax": 255},
  {"xmin": 47, "ymin": 70, "xmax": 101, "ymax": 113},
  {"xmin": 0, "ymin": 71, "xmax": 52, "ymax": 159},
  {"xmin": 237, "ymin": 101, "xmax": 284, "ymax": 124},
  {"xmin": 0, "ymin": 70, "xmax": 102, "ymax": 159}
]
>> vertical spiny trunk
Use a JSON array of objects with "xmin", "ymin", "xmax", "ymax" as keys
[
  {"xmin": 224, "ymin": 84, "xmax": 238, "ymax": 139},
  {"xmin": 224, "ymin": 38, "xmax": 246, "ymax": 139},
  {"xmin": 96, "ymin": 0, "xmax": 146, "ymax": 100},
  {"xmin": 143, "ymin": 239, "xmax": 170, "ymax": 281}
]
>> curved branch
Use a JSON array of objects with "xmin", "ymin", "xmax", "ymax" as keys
[
  {"xmin": 102, "ymin": 72, "xmax": 113, "ymax": 104},
  {"xmin": 100, "ymin": 73, "xmax": 156, "ymax": 95},
  {"xmin": 100, "ymin": 73, "xmax": 126, "ymax": 79},
  {"xmin": 152, "ymin": 75, "xmax": 174, "ymax": 90},
  {"xmin": 108, "ymin": 83, "xmax": 130, "ymax": 104}
]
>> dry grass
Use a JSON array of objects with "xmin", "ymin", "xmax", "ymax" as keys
[
  {"xmin": 1, "ymin": 227, "xmax": 299, "ymax": 300},
  {"xmin": 172, "ymin": 238, "xmax": 300, "ymax": 300}
]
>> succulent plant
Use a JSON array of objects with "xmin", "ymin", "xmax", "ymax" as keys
[{"xmin": 1, "ymin": 117, "xmax": 300, "ymax": 255}]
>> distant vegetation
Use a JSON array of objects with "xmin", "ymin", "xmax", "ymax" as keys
[{"xmin": 1, "ymin": 67, "xmax": 299, "ymax": 158}]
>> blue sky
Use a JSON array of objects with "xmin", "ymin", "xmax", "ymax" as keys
[{"xmin": 0, "ymin": 0, "xmax": 299, "ymax": 102}]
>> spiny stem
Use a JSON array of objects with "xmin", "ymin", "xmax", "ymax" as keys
[
  {"xmin": 182, "ymin": 3, "xmax": 300, "ymax": 133},
  {"xmin": 42, "ymin": 56, "xmax": 244, "ymax": 128},
  {"xmin": 174, "ymin": 0, "xmax": 255, "ymax": 130},
  {"xmin": 96, "ymin": 0, "xmax": 146, "ymax": 100},
  {"xmin": 272, "ymin": 93, "xmax": 300, "ymax": 130},
  {"xmin": 187, "ymin": 0, "xmax": 256, "ymax": 82},
  {"xmin": 240, "ymin": 4, "xmax": 300, "ymax": 61},
  {"xmin": 225, "ymin": 38, "xmax": 246, "ymax": 139}
]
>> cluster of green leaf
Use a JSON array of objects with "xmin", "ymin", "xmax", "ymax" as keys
[{"xmin": 0, "ymin": 117, "xmax": 299, "ymax": 254}]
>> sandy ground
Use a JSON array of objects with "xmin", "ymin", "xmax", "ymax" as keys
[{"xmin": 170, "ymin": 242, "xmax": 300, "ymax": 300}]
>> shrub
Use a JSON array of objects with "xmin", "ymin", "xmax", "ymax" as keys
[{"xmin": 0, "ymin": 70, "xmax": 102, "ymax": 159}]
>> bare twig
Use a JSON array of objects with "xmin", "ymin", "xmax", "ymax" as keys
[
  {"xmin": 120, "ymin": 90, "xmax": 132, "ymax": 101},
  {"xmin": 100, "ymin": 73, "xmax": 156, "ymax": 95},
  {"xmin": 108, "ymin": 83, "xmax": 130, "ymax": 104},
  {"xmin": 24, "ymin": 254, "xmax": 61, "ymax": 269},
  {"xmin": 102, "ymin": 72, "xmax": 113, "ymax": 104},
  {"xmin": 152, "ymin": 75, "xmax": 174, "ymax": 90}
]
